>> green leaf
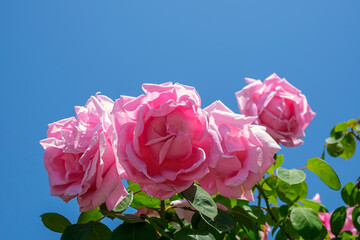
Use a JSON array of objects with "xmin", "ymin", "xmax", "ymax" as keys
[
  {"xmin": 262, "ymin": 176, "xmax": 279, "ymax": 205},
  {"xmin": 306, "ymin": 157, "xmax": 341, "ymax": 190},
  {"xmin": 110, "ymin": 222, "xmax": 158, "ymax": 240},
  {"xmin": 41, "ymin": 212, "xmax": 72, "ymax": 233},
  {"xmin": 276, "ymin": 179, "xmax": 307, "ymax": 204},
  {"xmin": 326, "ymin": 127, "xmax": 345, "ymax": 144},
  {"xmin": 61, "ymin": 222, "xmax": 94, "ymax": 240},
  {"xmin": 127, "ymin": 181, "xmax": 141, "ymax": 192},
  {"xmin": 300, "ymin": 199, "xmax": 328, "ymax": 213},
  {"xmin": 285, "ymin": 220, "xmax": 300, "ymax": 239},
  {"xmin": 347, "ymin": 119, "xmax": 357, "ymax": 127},
  {"xmin": 330, "ymin": 206, "xmax": 347, "ymax": 237},
  {"xmin": 213, "ymin": 194, "xmax": 238, "ymax": 209},
  {"xmin": 131, "ymin": 192, "xmax": 161, "ymax": 209},
  {"xmin": 190, "ymin": 212, "xmax": 226, "ymax": 240},
  {"xmin": 86, "ymin": 223, "xmax": 111, "ymax": 240},
  {"xmin": 127, "ymin": 181, "xmax": 161, "ymax": 209},
  {"xmin": 231, "ymin": 206, "xmax": 260, "ymax": 240},
  {"xmin": 112, "ymin": 191, "xmax": 133, "ymax": 212},
  {"xmin": 355, "ymin": 122, "xmax": 360, "ymax": 132},
  {"xmin": 174, "ymin": 229, "xmax": 216, "ymax": 240},
  {"xmin": 182, "ymin": 184, "xmax": 218, "ymax": 220},
  {"xmin": 315, "ymin": 226, "xmax": 330, "ymax": 240},
  {"xmin": 276, "ymin": 167, "xmax": 306, "ymax": 185},
  {"xmin": 327, "ymin": 142, "xmax": 344, "ymax": 157},
  {"xmin": 335, "ymin": 122, "xmax": 349, "ymax": 132},
  {"xmin": 290, "ymin": 207, "xmax": 322, "ymax": 240},
  {"xmin": 352, "ymin": 206, "xmax": 360, "ymax": 232},
  {"xmin": 243, "ymin": 205, "xmax": 266, "ymax": 225},
  {"xmin": 339, "ymin": 231, "xmax": 357, "ymax": 240},
  {"xmin": 267, "ymin": 154, "xmax": 284, "ymax": 174},
  {"xmin": 339, "ymin": 134, "xmax": 356, "ymax": 160},
  {"xmin": 341, "ymin": 182, "xmax": 359, "ymax": 207},
  {"xmin": 275, "ymin": 227, "xmax": 286, "ymax": 240},
  {"xmin": 200, "ymin": 209, "xmax": 236, "ymax": 233},
  {"xmin": 77, "ymin": 207, "xmax": 103, "ymax": 224}
]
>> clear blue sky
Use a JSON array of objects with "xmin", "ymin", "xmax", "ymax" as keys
[{"xmin": 1, "ymin": 1, "xmax": 359, "ymax": 239}]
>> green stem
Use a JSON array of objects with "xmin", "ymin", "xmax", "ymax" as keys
[
  {"xmin": 256, "ymin": 184, "xmax": 294, "ymax": 239},
  {"xmin": 351, "ymin": 129, "xmax": 360, "ymax": 142},
  {"xmin": 255, "ymin": 184, "xmax": 277, "ymax": 223},
  {"xmin": 261, "ymin": 175, "xmax": 276, "ymax": 188},
  {"xmin": 298, "ymin": 166, "xmax": 307, "ymax": 171},
  {"xmin": 160, "ymin": 200, "xmax": 166, "ymax": 221},
  {"xmin": 174, "ymin": 212, "xmax": 185, "ymax": 228}
]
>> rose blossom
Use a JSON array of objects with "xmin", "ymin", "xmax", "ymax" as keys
[
  {"xmin": 313, "ymin": 194, "xmax": 359, "ymax": 238},
  {"xmin": 198, "ymin": 101, "xmax": 280, "ymax": 200},
  {"xmin": 112, "ymin": 83, "xmax": 222, "ymax": 200},
  {"xmin": 236, "ymin": 73, "xmax": 315, "ymax": 147},
  {"xmin": 40, "ymin": 94, "xmax": 128, "ymax": 212}
]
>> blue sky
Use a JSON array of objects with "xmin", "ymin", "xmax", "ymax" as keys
[{"xmin": 1, "ymin": 1, "xmax": 359, "ymax": 239}]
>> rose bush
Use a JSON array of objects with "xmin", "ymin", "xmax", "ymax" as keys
[
  {"xmin": 111, "ymin": 83, "xmax": 222, "ymax": 200},
  {"xmin": 236, "ymin": 73, "xmax": 315, "ymax": 147},
  {"xmin": 198, "ymin": 101, "xmax": 280, "ymax": 200},
  {"xmin": 40, "ymin": 94, "xmax": 128, "ymax": 212},
  {"xmin": 40, "ymin": 80, "xmax": 359, "ymax": 240}
]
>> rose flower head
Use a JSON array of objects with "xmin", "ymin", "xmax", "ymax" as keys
[
  {"xmin": 236, "ymin": 73, "xmax": 315, "ymax": 147},
  {"xmin": 40, "ymin": 94, "xmax": 128, "ymax": 212},
  {"xmin": 198, "ymin": 101, "xmax": 280, "ymax": 200},
  {"xmin": 112, "ymin": 82, "xmax": 222, "ymax": 200}
]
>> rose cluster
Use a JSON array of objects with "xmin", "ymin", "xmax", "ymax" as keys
[{"xmin": 41, "ymin": 74, "xmax": 315, "ymax": 212}]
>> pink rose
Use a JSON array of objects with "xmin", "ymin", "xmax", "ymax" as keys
[
  {"xmin": 112, "ymin": 83, "xmax": 222, "ymax": 200},
  {"xmin": 198, "ymin": 101, "xmax": 280, "ymax": 200},
  {"xmin": 313, "ymin": 194, "xmax": 359, "ymax": 238},
  {"xmin": 236, "ymin": 74, "xmax": 315, "ymax": 147},
  {"xmin": 171, "ymin": 200, "xmax": 227, "ymax": 223},
  {"xmin": 40, "ymin": 94, "xmax": 128, "ymax": 212}
]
